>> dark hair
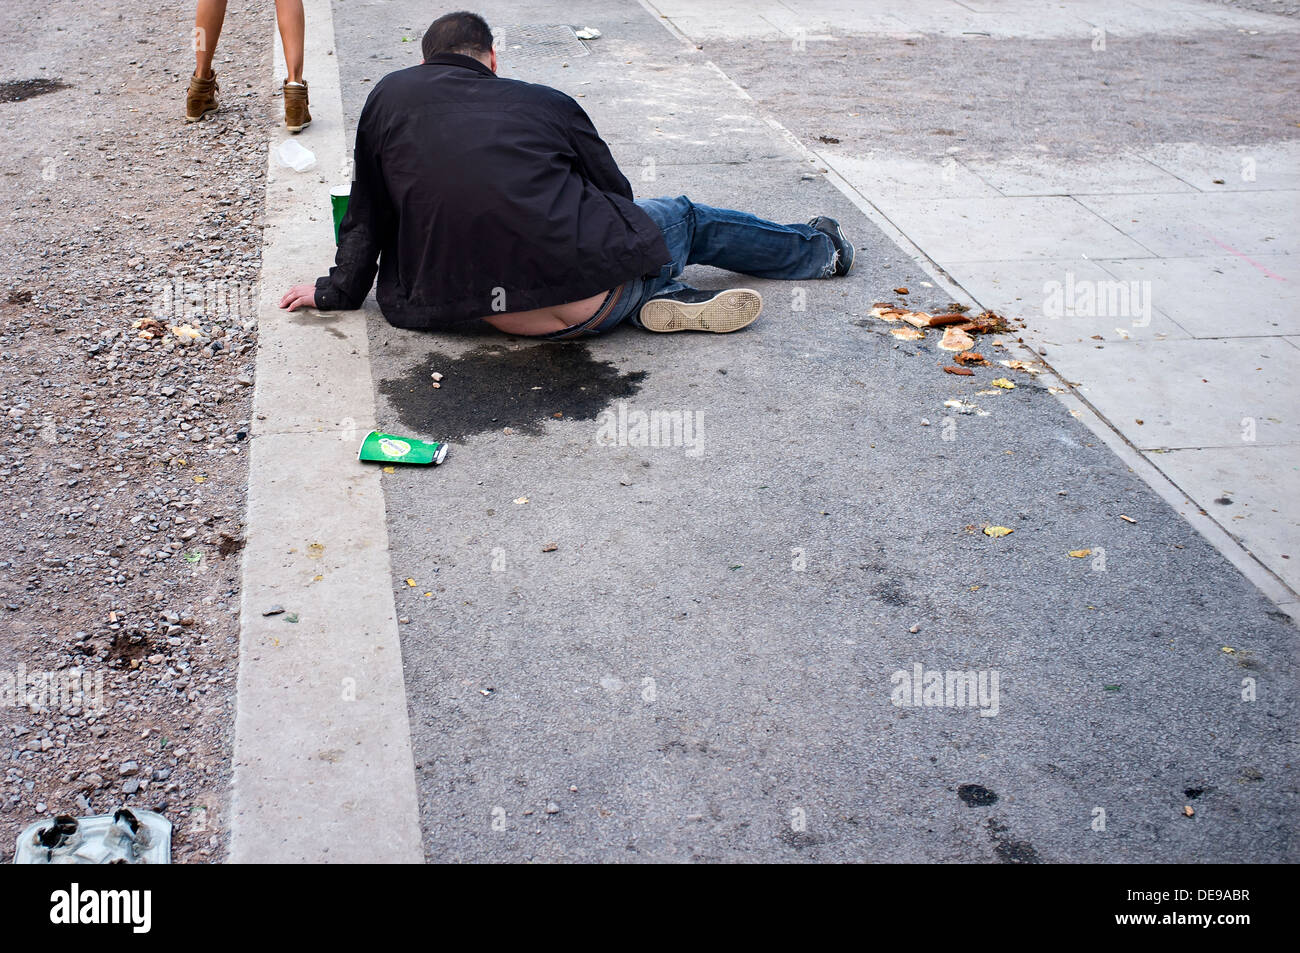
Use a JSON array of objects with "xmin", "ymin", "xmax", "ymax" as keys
[{"xmin": 422, "ymin": 11, "xmax": 494, "ymax": 61}]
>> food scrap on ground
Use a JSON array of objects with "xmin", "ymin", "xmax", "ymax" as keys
[
  {"xmin": 990, "ymin": 377, "xmax": 1016, "ymax": 389},
  {"xmin": 999, "ymin": 359, "xmax": 1045, "ymax": 376},
  {"xmin": 944, "ymin": 399, "xmax": 989, "ymax": 416},
  {"xmin": 131, "ymin": 317, "xmax": 168, "ymax": 340},
  {"xmin": 867, "ymin": 304, "xmax": 1027, "ymax": 385},
  {"xmin": 1068, "ymin": 549, "xmax": 1092, "ymax": 558},
  {"xmin": 904, "ymin": 310, "xmax": 969, "ymax": 329},
  {"xmin": 984, "ymin": 526, "xmax": 1013, "ymax": 538},
  {"xmin": 939, "ymin": 327, "xmax": 975, "ymax": 352}
]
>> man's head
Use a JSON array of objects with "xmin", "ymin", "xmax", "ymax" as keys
[{"xmin": 422, "ymin": 11, "xmax": 497, "ymax": 71}]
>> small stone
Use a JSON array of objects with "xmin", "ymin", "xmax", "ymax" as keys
[
  {"xmin": 541, "ymin": 542, "xmax": 558, "ymax": 552},
  {"xmin": 262, "ymin": 605, "xmax": 285, "ymax": 616},
  {"xmin": 119, "ymin": 760, "xmax": 139, "ymax": 777},
  {"xmin": 908, "ymin": 624, "xmax": 920, "ymax": 633},
  {"xmin": 122, "ymin": 779, "xmax": 140, "ymax": 795},
  {"xmin": 545, "ymin": 802, "xmax": 560, "ymax": 815}
]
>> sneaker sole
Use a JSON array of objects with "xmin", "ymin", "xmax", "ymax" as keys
[
  {"xmin": 639, "ymin": 289, "xmax": 763, "ymax": 333},
  {"xmin": 285, "ymin": 118, "xmax": 312, "ymax": 133},
  {"xmin": 185, "ymin": 106, "xmax": 219, "ymax": 122}
]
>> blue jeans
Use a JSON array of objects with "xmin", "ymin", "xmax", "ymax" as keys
[{"xmin": 540, "ymin": 195, "xmax": 838, "ymax": 338}]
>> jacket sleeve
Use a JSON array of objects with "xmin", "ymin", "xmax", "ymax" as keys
[
  {"xmin": 559, "ymin": 95, "xmax": 634, "ymax": 200},
  {"xmin": 314, "ymin": 109, "xmax": 392, "ymax": 310}
]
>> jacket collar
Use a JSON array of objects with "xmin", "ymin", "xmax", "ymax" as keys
[{"xmin": 422, "ymin": 52, "xmax": 496, "ymax": 77}]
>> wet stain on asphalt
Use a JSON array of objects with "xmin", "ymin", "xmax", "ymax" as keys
[
  {"xmin": 986, "ymin": 818, "xmax": 1041, "ymax": 864},
  {"xmin": 958, "ymin": 783, "xmax": 999, "ymax": 807},
  {"xmin": 872, "ymin": 580, "xmax": 911, "ymax": 607},
  {"xmin": 0, "ymin": 78, "xmax": 71, "ymax": 104},
  {"xmin": 379, "ymin": 341, "xmax": 647, "ymax": 442}
]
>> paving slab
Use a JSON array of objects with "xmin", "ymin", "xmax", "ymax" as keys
[
  {"xmin": 868, "ymin": 195, "xmax": 1155, "ymax": 262},
  {"xmin": 963, "ymin": 154, "xmax": 1196, "ymax": 197},
  {"xmin": 1139, "ymin": 141, "xmax": 1300, "ymax": 192},
  {"xmin": 1045, "ymin": 336, "xmax": 1300, "ymax": 449},
  {"xmin": 953, "ymin": 258, "xmax": 1191, "ymax": 342},
  {"xmin": 820, "ymin": 151, "xmax": 1002, "ymax": 201},
  {"xmin": 1075, "ymin": 191, "xmax": 1299, "ymax": 259},
  {"xmin": 1156, "ymin": 445, "xmax": 1300, "ymax": 592},
  {"xmin": 1094, "ymin": 254, "xmax": 1300, "ymax": 338}
]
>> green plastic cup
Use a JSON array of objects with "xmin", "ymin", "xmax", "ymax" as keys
[{"xmin": 330, "ymin": 185, "xmax": 351, "ymax": 244}]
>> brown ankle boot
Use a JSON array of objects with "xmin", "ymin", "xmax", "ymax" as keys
[
  {"xmin": 186, "ymin": 71, "xmax": 220, "ymax": 122},
  {"xmin": 284, "ymin": 80, "xmax": 311, "ymax": 133}
]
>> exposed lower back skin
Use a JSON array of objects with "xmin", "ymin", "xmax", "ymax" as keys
[{"xmin": 478, "ymin": 289, "xmax": 610, "ymax": 336}]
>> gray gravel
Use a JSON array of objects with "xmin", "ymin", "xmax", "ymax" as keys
[{"xmin": 0, "ymin": 0, "xmax": 276, "ymax": 863}]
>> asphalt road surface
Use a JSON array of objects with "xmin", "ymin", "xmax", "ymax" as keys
[{"xmin": 330, "ymin": 0, "xmax": 1297, "ymax": 862}]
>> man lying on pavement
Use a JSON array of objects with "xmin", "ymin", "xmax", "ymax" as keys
[{"xmin": 280, "ymin": 10, "xmax": 855, "ymax": 339}]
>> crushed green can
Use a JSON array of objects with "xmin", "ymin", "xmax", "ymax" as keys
[{"xmin": 358, "ymin": 430, "xmax": 448, "ymax": 466}]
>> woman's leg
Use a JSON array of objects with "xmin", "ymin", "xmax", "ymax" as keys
[
  {"xmin": 275, "ymin": 0, "xmax": 306, "ymax": 83},
  {"xmin": 193, "ymin": 0, "xmax": 228, "ymax": 78}
]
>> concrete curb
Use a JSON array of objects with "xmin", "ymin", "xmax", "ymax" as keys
[{"xmin": 229, "ymin": 0, "xmax": 423, "ymax": 862}]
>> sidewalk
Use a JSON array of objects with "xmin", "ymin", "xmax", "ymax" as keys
[{"xmin": 321, "ymin": 0, "xmax": 1298, "ymax": 861}]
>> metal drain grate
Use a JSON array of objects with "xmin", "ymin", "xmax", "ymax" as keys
[{"xmin": 493, "ymin": 24, "xmax": 590, "ymax": 65}]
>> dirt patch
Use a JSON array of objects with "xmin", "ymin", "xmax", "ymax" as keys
[
  {"xmin": 704, "ymin": 31, "xmax": 1300, "ymax": 161},
  {"xmin": 0, "ymin": 0, "xmax": 277, "ymax": 863},
  {"xmin": 0, "ymin": 78, "xmax": 70, "ymax": 104}
]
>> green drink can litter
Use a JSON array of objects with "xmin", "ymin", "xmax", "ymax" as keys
[
  {"xmin": 357, "ymin": 430, "xmax": 449, "ymax": 466},
  {"xmin": 330, "ymin": 184, "xmax": 351, "ymax": 244}
]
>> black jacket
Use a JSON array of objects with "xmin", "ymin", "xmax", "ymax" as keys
[{"xmin": 314, "ymin": 54, "xmax": 671, "ymax": 328}]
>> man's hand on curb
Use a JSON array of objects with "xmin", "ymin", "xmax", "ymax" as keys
[{"xmin": 280, "ymin": 284, "xmax": 317, "ymax": 311}]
